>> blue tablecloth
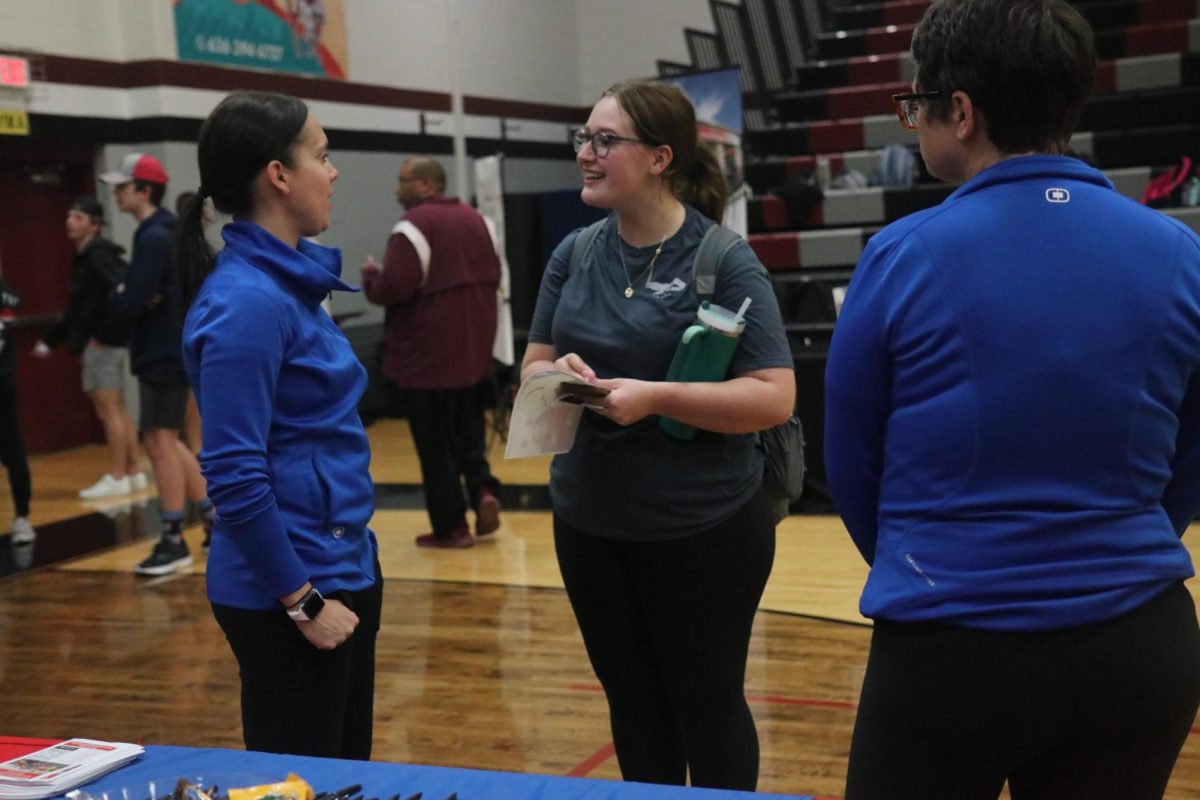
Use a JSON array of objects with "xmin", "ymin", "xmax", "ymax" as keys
[{"xmin": 74, "ymin": 745, "xmax": 812, "ymax": 799}]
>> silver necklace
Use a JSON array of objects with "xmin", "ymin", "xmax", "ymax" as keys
[{"xmin": 616, "ymin": 231, "xmax": 667, "ymax": 299}]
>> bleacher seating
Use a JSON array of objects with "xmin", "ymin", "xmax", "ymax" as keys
[{"xmin": 658, "ymin": 0, "xmax": 1200, "ymax": 509}]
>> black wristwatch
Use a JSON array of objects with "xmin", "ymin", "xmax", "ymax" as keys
[{"xmin": 286, "ymin": 587, "xmax": 325, "ymax": 622}]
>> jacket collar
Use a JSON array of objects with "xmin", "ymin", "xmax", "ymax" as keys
[
  {"xmin": 404, "ymin": 195, "xmax": 459, "ymax": 210},
  {"xmin": 947, "ymin": 155, "xmax": 1114, "ymax": 203},
  {"xmin": 221, "ymin": 219, "xmax": 358, "ymax": 306}
]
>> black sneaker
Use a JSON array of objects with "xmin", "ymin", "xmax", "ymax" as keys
[
  {"xmin": 134, "ymin": 538, "xmax": 193, "ymax": 576},
  {"xmin": 201, "ymin": 514, "xmax": 213, "ymax": 553}
]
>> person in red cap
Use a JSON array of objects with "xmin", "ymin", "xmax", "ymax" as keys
[{"xmin": 101, "ymin": 152, "xmax": 213, "ymax": 576}]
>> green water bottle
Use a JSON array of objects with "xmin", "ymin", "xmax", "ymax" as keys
[{"xmin": 660, "ymin": 298, "xmax": 750, "ymax": 439}]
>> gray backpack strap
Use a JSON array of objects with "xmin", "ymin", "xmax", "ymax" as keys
[
  {"xmin": 692, "ymin": 223, "xmax": 743, "ymax": 297},
  {"xmin": 568, "ymin": 218, "xmax": 609, "ymax": 277}
]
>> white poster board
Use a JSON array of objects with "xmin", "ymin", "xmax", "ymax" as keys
[{"xmin": 474, "ymin": 155, "xmax": 515, "ymax": 366}]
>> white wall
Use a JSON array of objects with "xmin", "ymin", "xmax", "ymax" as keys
[
  {"xmin": 0, "ymin": 0, "xmax": 125, "ymax": 61},
  {"xmin": 575, "ymin": 0, "xmax": 715, "ymax": 102},
  {"xmin": 0, "ymin": 0, "xmax": 712, "ymax": 105},
  {"xmin": 350, "ymin": 0, "xmax": 581, "ymax": 106}
]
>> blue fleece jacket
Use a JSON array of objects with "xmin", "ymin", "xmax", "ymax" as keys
[
  {"xmin": 183, "ymin": 220, "xmax": 377, "ymax": 609},
  {"xmin": 826, "ymin": 155, "xmax": 1200, "ymax": 631}
]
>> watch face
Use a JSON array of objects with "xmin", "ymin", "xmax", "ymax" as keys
[{"xmin": 300, "ymin": 591, "xmax": 325, "ymax": 621}]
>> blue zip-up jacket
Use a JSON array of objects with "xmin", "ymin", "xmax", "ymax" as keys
[
  {"xmin": 826, "ymin": 155, "xmax": 1200, "ymax": 631},
  {"xmin": 111, "ymin": 207, "xmax": 187, "ymax": 384},
  {"xmin": 183, "ymin": 220, "xmax": 377, "ymax": 609}
]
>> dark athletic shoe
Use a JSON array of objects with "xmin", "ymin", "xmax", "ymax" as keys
[{"xmin": 134, "ymin": 538, "xmax": 193, "ymax": 576}]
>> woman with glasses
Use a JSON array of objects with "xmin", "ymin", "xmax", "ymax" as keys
[
  {"xmin": 826, "ymin": 0, "xmax": 1200, "ymax": 797},
  {"xmin": 520, "ymin": 80, "xmax": 793, "ymax": 790}
]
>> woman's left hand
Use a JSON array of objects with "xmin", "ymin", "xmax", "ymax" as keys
[{"xmin": 589, "ymin": 378, "xmax": 659, "ymax": 426}]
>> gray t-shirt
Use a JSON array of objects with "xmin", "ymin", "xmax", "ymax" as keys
[{"xmin": 528, "ymin": 205, "xmax": 793, "ymax": 539}]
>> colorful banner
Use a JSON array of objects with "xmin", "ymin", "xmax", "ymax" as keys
[
  {"xmin": 174, "ymin": 0, "xmax": 348, "ymax": 79},
  {"xmin": 662, "ymin": 68, "xmax": 746, "ymax": 234}
]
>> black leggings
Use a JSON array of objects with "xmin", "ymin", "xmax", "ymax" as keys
[
  {"xmin": 0, "ymin": 370, "xmax": 30, "ymax": 518},
  {"xmin": 211, "ymin": 561, "xmax": 383, "ymax": 760},
  {"xmin": 554, "ymin": 488, "xmax": 776, "ymax": 790},
  {"xmin": 846, "ymin": 581, "xmax": 1200, "ymax": 800}
]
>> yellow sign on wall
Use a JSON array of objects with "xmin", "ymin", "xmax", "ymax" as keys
[{"xmin": 0, "ymin": 109, "xmax": 29, "ymax": 136}]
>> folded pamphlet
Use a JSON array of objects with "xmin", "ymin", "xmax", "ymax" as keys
[
  {"xmin": 0, "ymin": 739, "xmax": 144, "ymax": 800},
  {"xmin": 505, "ymin": 370, "xmax": 610, "ymax": 458}
]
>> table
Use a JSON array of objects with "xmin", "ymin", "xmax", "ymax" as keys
[{"xmin": 1, "ymin": 740, "xmax": 814, "ymax": 799}]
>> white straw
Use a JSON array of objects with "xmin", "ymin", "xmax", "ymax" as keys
[{"xmin": 735, "ymin": 296, "xmax": 753, "ymax": 323}]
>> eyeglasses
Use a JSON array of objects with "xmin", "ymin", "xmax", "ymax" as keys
[
  {"xmin": 891, "ymin": 90, "xmax": 946, "ymax": 130},
  {"xmin": 572, "ymin": 128, "xmax": 643, "ymax": 158}
]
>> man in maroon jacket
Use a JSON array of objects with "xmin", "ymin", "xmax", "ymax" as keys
[{"xmin": 362, "ymin": 157, "xmax": 502, "ymax": 548}]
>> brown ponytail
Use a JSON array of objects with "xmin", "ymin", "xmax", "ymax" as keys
[{"xmin": 604, "ymin": 80, "xmax": 728, "ymax": 222}]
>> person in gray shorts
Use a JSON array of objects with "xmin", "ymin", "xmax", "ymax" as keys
[
  {"xmin": 81, "ymin": 343, "xmax": 126, "ymax": 394},
  {"xmin": 34, "ymin": 196, "xmax": 145, "ymax": 500}
]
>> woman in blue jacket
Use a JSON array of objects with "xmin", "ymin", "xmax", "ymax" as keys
[
  {"xmin": 176, "ymin": 91, "xmax": 380, "ymax": 759},
  {"xmin": 825, "ymin": 0, "xmax": 1200, "ymax": 797}
]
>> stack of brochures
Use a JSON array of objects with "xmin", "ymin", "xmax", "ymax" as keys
[{"xmin": 0, "ymin": 739, "xmax": 143, "ymax": 799}]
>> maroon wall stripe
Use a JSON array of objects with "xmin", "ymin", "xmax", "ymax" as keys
[
  {"xmin": 40, "ymin": 53, "xmax": 452, "ymax": 111},
  {"xmin": 34, "ymin": 53, "xmax": 593, "ymax": 121},
  {"xmin": 462, "ymin": 96, "xmax": 591, "ymax": 124}
]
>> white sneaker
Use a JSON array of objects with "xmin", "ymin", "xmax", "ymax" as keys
[
  {"xmin": 130, "ymin": 472, "xmax": 148, "ymax": 491},
  {"xmin": 79, "ymin": 473, "xmax": 132, "ymax": 499},
  {"xmin": 11, "ymin": 516, "xmax": 35, "ymax": 544}
]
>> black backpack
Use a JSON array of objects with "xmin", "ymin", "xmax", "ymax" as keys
[{"xmin": 567, "ymin": 218, "xmax": 805, "ymax": 522}]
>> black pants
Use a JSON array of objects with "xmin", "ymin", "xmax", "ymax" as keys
[
  {"xmin": 554, "ymin": 488, "xmax": 776, "ymax": 790},
  {"xmin": 403, "ymin": 383, "xmax": 499, "ymax": 535},
  {"xmin": 211, "ymin": 561, "xmax": 383, "ymax": 760},
  {"xmin": 0, "ymin": 370, "xmax": 31, "ymax": 518},
  {"xmin": 846, "ymin": 582, "xmax": 1200, "ymax": 800}
]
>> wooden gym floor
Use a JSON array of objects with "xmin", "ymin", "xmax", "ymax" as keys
[{"xmin": 0, "ymin": 418, "xmax": 1197, "ymax": 798}]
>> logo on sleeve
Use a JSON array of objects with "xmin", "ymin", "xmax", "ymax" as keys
[{"xmin": 1045, "ymin": 187, "xmax": 1070, "ymax": 203}]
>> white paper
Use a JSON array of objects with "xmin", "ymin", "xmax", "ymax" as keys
[{"xmin": 504, "ymin": 370, "xmax": 605, "ymax": 459}]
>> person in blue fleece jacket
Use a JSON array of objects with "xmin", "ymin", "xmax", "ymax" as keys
[
  {"xmin": 825, "ymin": 1, "xmax": 1200, "ymax": 797},
  {"xmin": 176, "ymin": 91, "xmax": 380, "ymax": 760}
]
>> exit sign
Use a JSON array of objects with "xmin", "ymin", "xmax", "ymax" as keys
[{"xmin": 0, "ymin": 56, "xmax": 30, "ymax": 89}]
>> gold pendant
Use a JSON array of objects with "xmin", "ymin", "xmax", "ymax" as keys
[{"xmin": 624, "ymin": 286, "xmax": 634, "ymax": 298}]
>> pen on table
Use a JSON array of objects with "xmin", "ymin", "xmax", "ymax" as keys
[
  {"xmin": 402, "ymin": 793, "xmax": 422, "ymax": 800},
  {"xmin": 333, "ymin": 785, "xmax": 362, "ymax": 799}
]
